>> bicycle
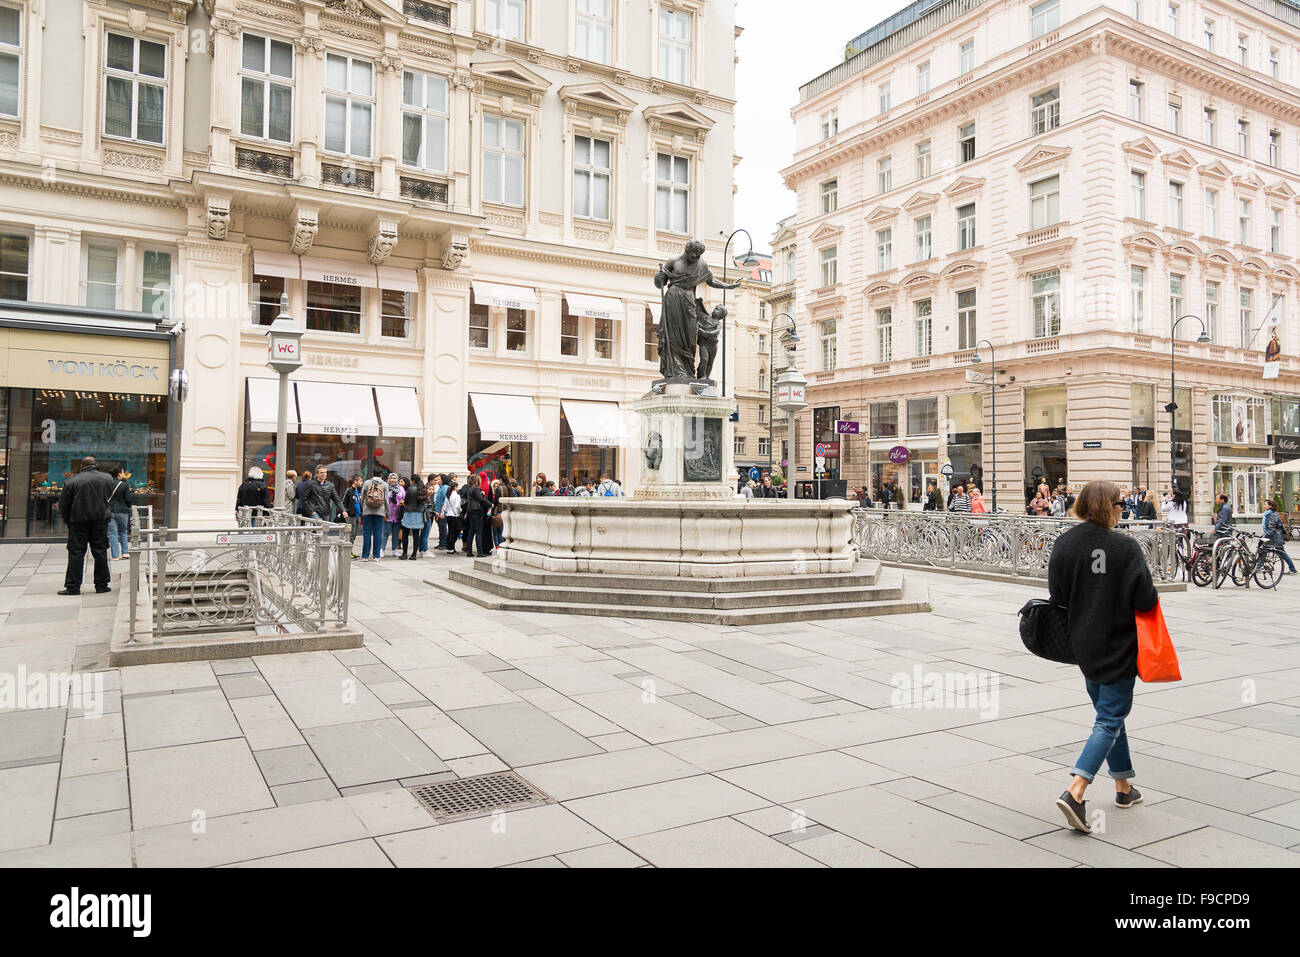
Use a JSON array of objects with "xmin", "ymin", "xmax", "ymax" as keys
[
  {"xmin": 1174, "ymin": 528, "xmax": 1216, "ymax": 587},
  {"xmin": 1212, "ymin": 531, "xmax": 1285, "ymax": 590}
]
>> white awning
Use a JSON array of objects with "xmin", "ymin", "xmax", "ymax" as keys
[
  {"xmin": 251, "ymin": 249, "xmax": 301, "ymax": 280},
  {"xmin": 295, "ymin": 380, "xmax": 380, "ymax": 436},
  {"xmin": 561, "ymin": 399, "xmax": 632, "ymax": 447},
  {"xmin": 299, "ymin": 256, "xmax": 380, "ymax": 288},
  {"xmin": 375, "ymin": 386, "xmax": 424, "ymax": 437},
  {"xmin": 246, "ymin": 377, "xmax": 298, "ymax": 433},
  {"xmin": 472, "ymin": 281, "xmax": 539, "ymax": 310},
  {"xmin": 377, "ymin": 265, "xmax": 419, "ymax": 292},
  {"xmin": 648, "ymin": 301, "xmax": 662, "ymax": 325},
  {"xmin": 470, "ymin": 393, "xmax": 545, "ymax": 443},
  {"xmin": 564, "ymin": 292, "xmax": 624, "ymax": 321}
]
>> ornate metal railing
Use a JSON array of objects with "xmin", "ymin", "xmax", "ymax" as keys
[
  {"xmin": 126, "ymin": 507, "xmax": 351, "ymax": 643},
  {"xmin": 851, "ymin": 509, "xmax": 1180, "ymax": 582}
]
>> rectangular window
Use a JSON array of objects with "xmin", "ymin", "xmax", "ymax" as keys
[
  {"xmin": 914, "ymin": 215, "xmax": 931, "ymax": 261},
  {"xmin": 1269, "ymin": 47, "xmax": 1280, "ymax": 79},
  {"xmin": 758, "ymin": 332, "xmax": 767, "ymax": 353},
  {"xmin": 469, "ymin": 292, "xmax": 491, "ymax": 349},
  {"xmin": 655, "ymin": 153, "xmax": 689, "ymax": 233},
  {"xmin": 1169, "ymin": 273, "xmax": 1184, "ymax": 325},
  {"xmin": 915, "ymin": 139, "xmax": 931, "ymax": 178},
  {"xmin": 486, "ymin": 0, "xmax": 524, "ymax": 41},
  {"xmin": 1203, "ymin": 107, "xmax": 1216, "ymax": 145},
  {"xmin": 1131, "ymin": 265, "xmax": 1146, "ymax": 332},
  {"xmin": 957, "ymin": 203, "xmax": 976, "ymax": 250},
  {"xmin": 1128, "ymin": 79, "xmax": 1143, "ymax": 120},
  {"xmin": 1167, "ymin": 2, "xmax": 1178, "ymax": 37},
  {"xmin": 1131, "ymin": 170, "xmax": 1146, "ymax": 218},
  {"xmin": 734, "ymin": 436, "xmax": 745, "ymax": 456},
  {"xmin": 959, "ymin": 122, "xmax": 975, "ymax": 162},
  {"xmin": 819, "ymin": 245, "xmax": 837, "ymax": 287},
  {"xmin": 1031, "ymin": 86, "xmax": 1060, "ymax": 135},
  {"xmin": 642, "ymin": 306, "xmax": 656, "ymax": 363},
  {"xmin": 505, "ymin": 307, "xmax": 528, "ymax": 352},
  {"xmin": 251, "ymin": 273, "xmax": 284, "ymax": 326},
  {"xmin": 1205, "ymin": 188, "xmax": 1218, "ymax": 236},
  {"xmin": 576, "ymin": 0, "xmax": 612, "ymax": 65},
  {"xmin": 1239, "ymin": 198, "xmax": 1252, "ymax": 245},
  {"xmin": 877, "ymin": 228, "xmax": 892, "ymax": 271},
  {"xmin": 1205, "ymin": 279, "xmax": 1219, "ymax": 342},
  {"xmin": 0, "ymin": 6, "xmax": 18, "ymax": 117},
  {"xmin": 1030, "ymin": 0, "xmax": 1060, "ymax": 39},
  {"xmin": 820, "ymin": 108, "xmax": 838, "ymax": 140},
  {"xmin": 907, "ymin": 397, "xmax": 939, "ymax": 436},
  {"xmin": 1237, "ymin": 118, "xmax": 1250, "ymax": 156},
  {"xmin": 1268, "ymin": 129, "xmax": 1281, "ymax": 166},
  {"xmin": 83, "ymin": 242, "xmax": 120, "ymax": 309},
  {"xmin": 877, "ymin": 155, "xmax": 892, "ymax": 193},
  {"xmin": 1030, "ymin": 175, "xmax": 1061, "ymax": 228},
  {"xmin": 240, "ymin": 33, "xmax": 293, "ymax": 143},
  {"xmin": 956, "ymin": 289, "xmax": 977, "ymax": 350},
  {"xmin": 870, "ymin": 401, "xmax": 898, "ymax": 437},
  {"xmin": 140, "ymin": 248, "xmax": 172, "ymax": 318},
  {"xmin": 1237, "ymin": 33, "xmax": 1248, "ymax": 66},
  {"xmin": 323, "ymin": 52, "xmax": 373, "ymax": 157},
  {"xmin": 401, "ymin": 70, "xmax": 448, "ymax": 173},
  {"xmin": 482, "ymin": 114, "xmax": 525, "ymax": 207},
  {"xmin": 821, "ymin": 178, "xmax": 838, "ymax": 214},
  {"xmin": 917, "ymin": 61, "xmax": 930, "ymax": 95},
  {"xmin": 1131, "ymin": 0, "xmax": 1142, "ymax": 20},
  {"xmin": 0, "ymin": 231, "xmax": 29, "ymax": 300},
  {"xmin": 959, "ymin": 39, "xmax": 974, "ymax": 74},
  {"xmin": 1167, "ymin": 97, "xmax": 1181, "ymax": 134},
  {"xmin": 659, "ymin": 8, "xmax": 691, "ymax": 85},
  {"xmin": 1271, "ymin": 207, "xmax": 1283, "ymax": 253},
  {"xmin": 877, "ymin": 307, "xmax": 892, "ymax": 361},
  {"xmin": 103, "ymin": 33, "xmax": 166, "ymax": 144},
  {"xmin": 306, "ymin": 280, "xmax": 361, "ymax": 335},
  {"xmin": 758, "ymin": 436, "xmax": 770, "ymax": 456},
  {"xmin": 879, "ymin": 81, "xmax": 891, "ymax": 114},
  {"xmin": 594, "ymin": 316, "xmax": 614, "ymax": 359},
  {"xmin": 1240, "ymin": 288, "xmax": 1253, "ymax": 347},
  {"xmin": 1031, "ymin": 268, "xmax": 1061, "ymax": 338},
  {"xmin": 914, "ymin": 298, "xmax": 932, "ymax": 356},
  {"xmin": 1169, "ymin": 180, "xmax": 1183, "ymax": 229},
  {"xmin": 562, "ymin": 301, "xmax": 582, "ymax": 358},
  {"xmin": 1203, "ymin": 19, "xmax": 1214, "ymax": 52},
  {"xmin": 381, "ymin": 289, "xmax": 414, "ymax": 339},
  {"xmin": 821, "ymin": 319, "xmax": 837, "ymax": 371},
  {"xmin": 573, "ymin": 134, "xmax": 611, "ymax": 221}
]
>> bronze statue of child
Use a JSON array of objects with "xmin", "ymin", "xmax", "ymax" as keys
[{"xmin": 695, "ymin": 301, "xmax": 725, "ymax": 381}]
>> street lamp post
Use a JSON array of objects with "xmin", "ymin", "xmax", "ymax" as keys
[
  {"xmin": 720, "ymin": 228, "xmax": 758, "ymax": 399},
  {"xmin": 773, "ymin": 315, "xmax": 807, "ymax": 499},
  {"xmin": 768, "ymin": 312, "xmax": 799, "ymax": 479},
  {"xmin": 1169, "ymin": 314, "xmax": 1212, "ymax": 496},
  {"xmin": 971, "ymin": 339, "xmax": 998, "ymax": 512},
  {"xmin": 265, "ymin": 293, "xmax": 304, "ymax": 508}
]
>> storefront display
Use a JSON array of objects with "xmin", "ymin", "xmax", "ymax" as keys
[
  {"xmin": 1023, "ymin": 385, "xmax": 1067, "ymax": 497},
  {"xmin": 1270, "ymin": 396, "xmax": 1300, "ymax": 514},
  {"xmin": 813, "ymin": 405, "xmax": 841, "ymax": 480},
  {"xmin": 560, "ymin": 399, "xmax": 628, "ymax": 487},
  {"xmin": 467, "ymin": 394, "xmax": 541, "ymax": 490}
]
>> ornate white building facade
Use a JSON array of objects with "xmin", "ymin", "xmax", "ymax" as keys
[
  {"xmin": 0, "ymin": 0, "xmax": 739, "ymax": 533},
  {"xmin": 785, "ymin": 0, "xmax": 1300, "ymax": 520}
]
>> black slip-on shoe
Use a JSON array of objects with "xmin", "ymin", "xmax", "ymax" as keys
[
  {"xmin": 57, "ymin": 588, "xmax": 80, "ymax": 596},
  {"xmin": 1115, "ymin": 786, "xmax": 1143, "ymax": 808},
  {"xmin": 1056, "ymin": 790, "xmax": 1092, "ymax": 833},
  {"xmin": 95, "ymin": 586, "xmax": 111, "ymax": 594}
]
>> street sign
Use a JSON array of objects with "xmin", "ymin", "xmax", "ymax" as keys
[
  {"xmin": 965, "ymin": 369, "xmax": 992, "ymax": 385},
  {"xmin": 1082, "ymin": 440, "xmax": 1102, "ymax": 449},
  {"xmin": 795, "ymin": 465, "xmax": 808, "ymax": 472},
  {"xmin": 748, "ymin": 467, "xmax": 761, "ymax": 481},
  {"xmin": 834, "ymin": 420, "xmax": 860, "ymax": 434},
  {"xmin": 814, "ymin": 443, "xmax": 826, "ymax": 457},
  {"xmin": 940, "ymin": 461, "xmax": 954, "ymax": 477},
  {"xmin": 215, "ymin": 532, "xmax": 276, "ymax": 545},
  {"xmin": 822, "ymin": 441, "xmax": 840, "ymax": 457},
  {"xmin": 815, "ymin": 455, "xmax": 826, "ymax": 468}
]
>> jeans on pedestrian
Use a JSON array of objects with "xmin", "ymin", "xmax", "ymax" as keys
[
  {"xmin": 492, "ymin": 522, "xmax": 503, "ymax": 547},
  {"xmin": 436, "ymin": 517, "xmax": 448, "ymax": 550},
  {"xmin": 361, "ymin": 514, "xmax": 386, "ymax": 558},
  {"xmin": 1274, "ymin": 544, "xmax": 1297, "ymax": 574},
  {"xmin": 388, "ymin": 520, "xmax": 401, "ymax": 553},
  {"xmin": 419, "ymin": 517, "xmax": 432, "ymax": 552},
  {"xmin": 464, "ymin": 514, "xmax": 484, "ymax": 556},
  {"xmin": 1070, "ymin": 675, "xmax": 1136, "ymax": 783},
  {"xmin": 444, "ymin": 517, "xmax": 462, "ymax": 552},
  {"xmin": 107, "ymin": 512, "xmax": 130, "ymax": 558}
]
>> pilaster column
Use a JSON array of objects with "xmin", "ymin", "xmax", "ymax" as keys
[{"xmin": 422, "ymin": 268, "xmax": 470, "ymax": 473}]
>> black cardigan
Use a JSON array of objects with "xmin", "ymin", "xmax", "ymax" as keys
[{"xmin": 1047, "ymin": 522, "xmax": 1159, "ymax": 685}]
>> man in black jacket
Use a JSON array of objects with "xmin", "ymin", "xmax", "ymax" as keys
[
  {"xmin": 58, "ymin": 456, "xmax": 115, "ymax": 595},
  {"xmin": 299, "ymin": 465, "xmax": 343, "ymax": 522},
  {"xmin": 235, "ymin": 467, "xmax": 272, "ymax": 524},
  {"xmin": 462, "ymin": 481, "xmax": 491, "ymax": 557}
]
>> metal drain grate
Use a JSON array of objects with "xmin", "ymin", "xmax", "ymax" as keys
[{"xmin": 409, "ymin": 771, "xmax": 553, "ymax": 822}]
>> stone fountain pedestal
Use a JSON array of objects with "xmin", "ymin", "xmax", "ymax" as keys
[{"xmin": 628, "ymin": 383, "xmax": 735, "ymax": 501}]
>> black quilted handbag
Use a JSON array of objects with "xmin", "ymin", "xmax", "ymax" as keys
[{"xmin": 1017, "ymin": 599, "xmax": 1075, "ymax": 664}]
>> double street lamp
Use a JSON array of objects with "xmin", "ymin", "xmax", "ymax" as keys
[
  {"xmin": 767, "ymin": 312, "xmax": 802, "ymax": 481},
  {"xmin": 970, "ymin": 339, "xmax": 998, "ymax": 512},
  {"xmin": 720, "ymin": 228, "xmax": 759, "ymax": 399},
  {"xmin": 1169, "ymin": 314, "xmax": 1212, "ymax": 494}
]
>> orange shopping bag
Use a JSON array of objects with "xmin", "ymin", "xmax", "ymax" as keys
[{"xmin": 1135, "ymin": 599, "xmax": 1181, "ymax": 683}]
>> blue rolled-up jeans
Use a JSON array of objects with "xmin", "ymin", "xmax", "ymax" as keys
[
  {"xmin": 1071, "ymin": 675, "xmax": 1136, "ymax": 783},
  {"xmin": 361, "ymin": 514, "xmax": 386, "ymax": 558},
  {"xmin": 107, "ymin": 512, "xmax": 130, "ymax": 558},
  {"xmin": 419, "ymin": 516, "xmax": 433, "ymax": 552}
]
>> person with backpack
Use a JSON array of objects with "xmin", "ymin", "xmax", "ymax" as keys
[
  {"xmin": 879, "ymin": 482, "xmax": 894, "ymax": 510},
  {"xmin": 597, "ymin": 473, "xmax": 623, "ymax": 497},
  {"xmin": 399, "ymin": 476, "xmax": 426, "ymax": 559},
  {"xmin": 442, "ymin": 480, "xmax": 463, "ymax": 554},
  {"xmin": 235, "ymin": 466, "xmax": 270, "ymax": 527},
  {"xmin": 1048, "ymin": 480, "xmax": 1158, "ymax": 834},
  {"xmin": 359, "ymin": 471, "xmax": 389, "ymax": 561}
]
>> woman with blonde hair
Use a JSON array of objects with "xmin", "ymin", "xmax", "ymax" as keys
[{"xmin": 1048, "ymin": 480, "xmax": 1159, "ymax": 834}]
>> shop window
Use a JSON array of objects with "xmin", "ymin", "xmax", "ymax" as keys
[
  {"xmin": 594, "ymin": 316, "xmax": 614, "ymax": 359},
  {"xmin": 907, "ymin": 397, "xmax": 938, "ymax": 436},
  {"xmin": 140, "ymin": 248, "xmax": 172, "ymax": 318},
  {"xmin": 103, "ymin": 32, "xmax": 166, "ymax": 145},
  {"xmin": 83, "ymin": 242, "xmax": 121, "ymax": 309},
  {"xmin": 505, "ymin": 307, "xmax": 528, "ymax": 352},
  {"xmin": 251, "ymin": 273, "xmax": 284, "ymax": 326},
  {"xmin": 0, "ymin": 6, "xmax": 19, "ymax": 118},
  {"xmin": 560, "ymin": 299, "xmax": 581, "ymax": 357},
  {"xmin": 306, "ymin": 280, "xmax": 361, "ymax": 335},
  {"xmin": 381, "ymin": 289, "xmax": 414, "ymax": 339},
  {"xmin": 0, "ymin": 231, "xmax": 28, "ymax": 300},
  {"xmin": 870, "ymin": 400, "xmax": 898, "ymax": 437},
  {"xmin": 469, "ymin": 291, "xmax": 491, "ymax": 349},
  {"xmin": 1212, "ymin": 394, "xmax": 1266, "ymax": 444},
  {"xmin": 643, "ymin": 308, "xmax": 658, "ymax": 363}
]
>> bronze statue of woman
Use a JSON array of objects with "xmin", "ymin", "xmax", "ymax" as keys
[{"xmin": 654, "ymin": 239, "xmax": 740, "ymax": 381}]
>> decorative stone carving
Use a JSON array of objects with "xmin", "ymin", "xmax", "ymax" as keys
[
  {"xmin": 368, "ymin": 220, "xmax": 398, "ymax": 264},
  {"xmin": 325, "ymin": 0, "xmax": 379, "ymax": 19},
  {"xmin": 291, "ymin": 207, "xmax": 319, "ymax": 255},
  {"xmin": 210, "ymin": 16, "xmax": 241, "ymax": 37},
  {"xmin": 441, "ymin": 237, "xmax": 469, "ymax": 270},
  {"xmin": 294, "ymin": 36, "xmax": 325, "ymax": 58},
  {"xmin": 378, "ymin": 53, "xmax": 403, "ymax": 74},
  {"xmin": 103, "ymin": 150, "xmax": 164, "ymax": 172},
  {"xmin": 644, "ymin": 432, "xmax": 663, "ymax": 471},
  {"xmin": 205, "ymin": 196, "xmax": 231, "ymax": 240}
]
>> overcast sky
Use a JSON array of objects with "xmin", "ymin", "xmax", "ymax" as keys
[{"xmin": 734, "ymin": 0, "xmax": 899, "ymax": 252}]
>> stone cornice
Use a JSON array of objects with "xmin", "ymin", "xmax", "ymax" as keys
[{"xmin": 0, "ymin": 166, "xmax": 185, "ymax": 210}]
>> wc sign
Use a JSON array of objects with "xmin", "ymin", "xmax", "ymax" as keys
[{"xmin": 269, "ymin": 338, "xmax": 299, "ymax": 362}]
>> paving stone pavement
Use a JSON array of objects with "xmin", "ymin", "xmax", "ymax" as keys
[{"xmin": 2, "ymin": 542, "xmax": 1299, "ymax": 867}]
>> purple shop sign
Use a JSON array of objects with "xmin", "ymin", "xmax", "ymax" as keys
[
  {"xmin": 835, "ymin": 420, "xmax": 860, "ymax": 434},
  {"xmin": 888, "ymin": 445, "xmax": 910, "ymax": 464}
]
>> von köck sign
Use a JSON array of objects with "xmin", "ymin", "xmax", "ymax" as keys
[{"xmin": 46, "ymin": 358, "xmax": 162, "ymax": 384}]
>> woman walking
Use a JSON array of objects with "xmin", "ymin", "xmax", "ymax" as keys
[
  {"xmin": 400, "ymin": 476, "xmax": 426, "ymax": 559},
  {"xmin": 1048, "ymin": 480, "xmax": 1159, "ymax": 834},
  {"xmin": 107, "ymin": 466, "xmax": 135, "ymax": 560}
]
